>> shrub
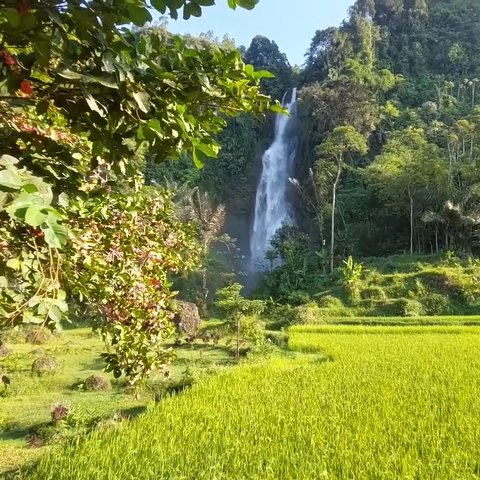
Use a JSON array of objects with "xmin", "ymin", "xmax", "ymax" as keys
[
  {"xmin": 241, "ymin": 316, "xmax": 266, "ymax": 347},
  {"xmin": 0, "ymin": 328, "xmax": 25, "ymax": 344},
  {"xmin": 264, "ymin": 304, "xmax": 297, "ymax": 330},
  {"xmin": 360, "ymin": 286, "xmax": 386, "ymax": 301},
  {"xmin": 423, "ymin": 294, "xmax": 450, "ymax": 315},
  {"xmin": 265, "ymin": 332, "xmax": 288, "ymax": 348},
  {"xmin": 374, "ymin": 298, "xmax": 425, "ymax": 317},
  {"xmin": 0, "ymin": 344, "xmax": 12, "ymax": 358},
  {"xmin": 173, "ymin": 301, "xmax": 201, "ymax": 336},
  {"xmin": 394, "ymin": 298, "xmax": 425, "ymax": 317},
  {"xmin": 25, "ymin": 328, "xmax": 53, "ymax": 345},
  {"xmin": 340, "ymin": 256, "xmax": 363, "ymax": 301},
  {"xmin": 31, "ymin": 356, "xmax": 61, "ymax": 376},
  {"xmin": 294, "ymin": 303, "xmax": 327, "ymax": 325},
  {"xmin": 84, "ymin": 375, "xmax": 111, "ymax": 392},
  {"xmin": 285, "ymin": 291, "xmax": 311, "ymax": 306},
  {"xmin": 51, "ymin": 404, "xmax": 70, "ymax": 423},
  {"xmin": 362, "ymin": 268, "xmax": 383, "ymax": 284},
  {"xmin": 316, "ymin": 295, "xmax": 344, "ymax": 308}
]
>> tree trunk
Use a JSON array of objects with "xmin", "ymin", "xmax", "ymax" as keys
[
  {"xmin": 330, "ymin": 157, "xmax": 342, "ymax": 273},
  {"xmin": 409, "ymin": 190, "xmax": 414, "ymax": 255},
  {"xmin": 236, "ymin": 316, "xmax": 241, "ymax": 358},
  {"xmin": 435, "ymin": 226, "xmax": 439, "ymax": 254}
]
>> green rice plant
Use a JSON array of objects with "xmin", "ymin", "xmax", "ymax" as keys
[
  {"xmin": 24, "ymin": 326, "xmax": 480, "ymax": 480},
  {"xmin": 315, "ymin": 315, "xmax": 480, "ymax": 326}
]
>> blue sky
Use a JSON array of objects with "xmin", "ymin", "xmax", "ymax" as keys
[{"xmin": 165, "ymin": 0, "xmax": 354, "ymax": 67}]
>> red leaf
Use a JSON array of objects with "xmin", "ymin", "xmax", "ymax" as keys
[
  {"xmin": 19, "ymin": 80, "xmax": 33, "ymax": 95},
  {"xmin": 0, "ymin": 51, "xmax": 16, "ymax": 66}
]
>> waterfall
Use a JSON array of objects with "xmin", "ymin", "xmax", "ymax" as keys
[{"xmin": 250, "ymin": 88, "xmax": 298, "ymax": 270}]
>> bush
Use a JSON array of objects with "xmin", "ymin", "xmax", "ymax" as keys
[
  {"xmin": 264, "ymin": 304, "xmax": 297, "ymax": 330},
  {"xmin": 173, "ymin": 301, "xmax": 201, "ymax": 336},
  {"xmin": 285, "ymin": 291, "xmax": 311, "ymax": 306},
  {"xmin": 51, "ymin": 404, "xmax": 70, "ymax": 423},
  {"xmin": 399, "ymin": 298, "xmax": 425, "ymax": 317},
  {"xmin": 316, "ymin": 295, "xmax": 344, "ymax": 308},
  {"xmin": 422, "ymin": 294, "xmax": 450, "ymax": 315},
  {"xmin": 0, "ymin": 344, "xmax": 12, "ymax": 358},
  {"xmin": 25, "ymin": 328, "xmax": 53, "ymax": 345},
  {"xmin": 241, "ymin": 316, "xmax": 266, "ymax": 346},
  {"xmin": 360, "ymin": 286, "xmax": 386, "ymax": 301},
  {"xmin": 84, "ymin": 375, "xmax": 111, "ymax": 392},
  {"xmin": 31, "ymin": 356, "xmax": 61, "ymax": 376},
  {"xmin": 294, "ymin": 303, "xmax": 327, "ymax": 325},
  {"xmin": 362, "ymin": 268, "xmax": 383, "ymax": 284},
  {"xmin": 265, "ymin": 332, "xmax": 288, "ymax": 348},
  {"xmin": 373, "ymin": 298, "xmax": 425, "ymax": 317},
  {"xmin": 0, "ymin": 328, "xmax": 25, "ymax": 344}
]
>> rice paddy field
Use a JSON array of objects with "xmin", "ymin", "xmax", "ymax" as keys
[{"xmin": 23, "ymin": 324, "xmax": 480, "ymax": 480}]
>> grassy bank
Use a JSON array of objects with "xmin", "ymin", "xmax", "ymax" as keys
[{"xmin": 0, "ymin": 325, "xmax": 233, "ymax": 475}]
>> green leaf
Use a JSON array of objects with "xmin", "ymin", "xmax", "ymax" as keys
[
  {"xmin": 227, "ymin": 0, "xmax": 236, "ymax": 9},
  {"xmin": 42, "ymin": 222, "xmax": 68, "ymax": 249},
  {"xmin": 6, "ymin": 192, "xmax": 50, "ymax": 220},
  {"xmin": 127, "ymin": 6, "xmax": 152, "ymax": 26},
  {"xmin": 19, "ymin": 12, "xmax": 37, "ymax": 32},
  {"xmin": 184, "ymin": 3, "xmax": 202, "ymax": 18},
  {"xmin": 254, "ymin": 69, "xmax": 275, "ymax": 80},
  {"xmin": 82, "ymin": 74, "xmax": 119, "ymax": 89},
  {"xmin": 197, "ymin": 0, "xmax": 215, "ymax": 5},
  {"xmin": 57, "ymin": 289, "xmax": 67, "ymax": 301},
  {"xmin": 25, "ymin": 206, "xmax": 48, "ymax": 227},
  {"xmin": 270, "ymin": 103, "xmax": 287, "ymax": 114},
  {"xmin": 148, "ymin": 118, "xmax": 163, "ymax": 136},
  {"xmin": 244, "ymin": 64, "xmax": 255, "ymax": 78},
  {"xmin": 192, "ymin": 147, "xmax": 205, "ymax": 169},
  {"xmin": 6, "ymin": 258, "xmax": 21, "ymax": 271},
  {"xmin": 0, "ymin": 155, "xmax": 19, "ymax": 168},
  {"xmin": 3, "ymin": 8, "xmax": 21, "ymax": 28},
  {"xmin": 84, "ymin": 91, "xmax": 106, "ymax": 117},
  {"xmin": 235, "ymin": 0, "xmax": 258, "ymax": 9},
  {"xmin": 151, "ymin": 0, "xmax": 167, "ymax": 14},
  {"xmin": 196, "ymin": 142, "xmax": 219, "ymax": 158},
  {"xmin": 132, "ymin": 91, "xmax": 151, "ymax": 113},
  {"xmin": 22, "ymin": 310, "xmax": 44, "ymax": 324},
  {"xmin": 57, "ymin": 69, "xmax": 82, "ymax": 80},
  {"xmin": 58, "ymin": 192, "xmax": 70, "ymax": 207},
  {"xmin": 47, "ymin": 305, "xmax": 63, "ymax": 324},
  {"xmin": 0, "ymin": 169, "xmax": 22, "ymax": 190},
  {"xmin": 0, "ymin": 192, "xmax": 8, "ymax": 209}
]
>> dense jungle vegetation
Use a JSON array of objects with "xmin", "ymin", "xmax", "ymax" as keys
[{"xmin": 155, "ymin": 0, "xmax": 480, "ymax": 308}]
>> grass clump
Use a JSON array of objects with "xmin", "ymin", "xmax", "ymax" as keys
[
  {"xmin": 31, "ymin": 356, "xmax": 61, "ymax": 376},
  {"xmin": 316, "ymin": 295, "xmax": 344, "ymax": 308},
  {"xmin": 83, "ymin": 375, "xmax": 110, "ymax": 392},
  {"xmin": 360, "ymin": 286, "xmax": 386, "ymax": 300},
  {"xmin": 25, "ymin": 328, "xmax": 53, "ymax": 345},
  {"xmin": 293, "ymin": 302, "xmax": 326, "ymax": 325},
  {"xmin": 0, "ymin": 344, "xmax": 12, "ymax": 358}
]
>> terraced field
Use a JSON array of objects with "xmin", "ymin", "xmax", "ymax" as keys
[{"xmin": 23, "ymin": 325, "xmax": 480, "ymax": 480}]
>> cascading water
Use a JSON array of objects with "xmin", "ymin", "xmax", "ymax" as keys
[{"xmin": 250, "ymin": 88, "xmax": 298, "ymax": 270}]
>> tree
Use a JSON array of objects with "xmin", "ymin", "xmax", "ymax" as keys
[
  {"xmin": 0, "ymin": 0, "xmax": 277, "ymax": 384},
  {"xmin": 244, "ymin": 35, "xmax": 294, "ymax": 99},
  {"xmin": 367, "ymin": 128, "xmax": 448, "ymax": 254},
  {"xmin": 316, "ymin": 126, "xmax": 368, "ymax": 272},
  {"xmin": 214, "ymin": 283, "xmax": 264, "ymax": 358}
]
